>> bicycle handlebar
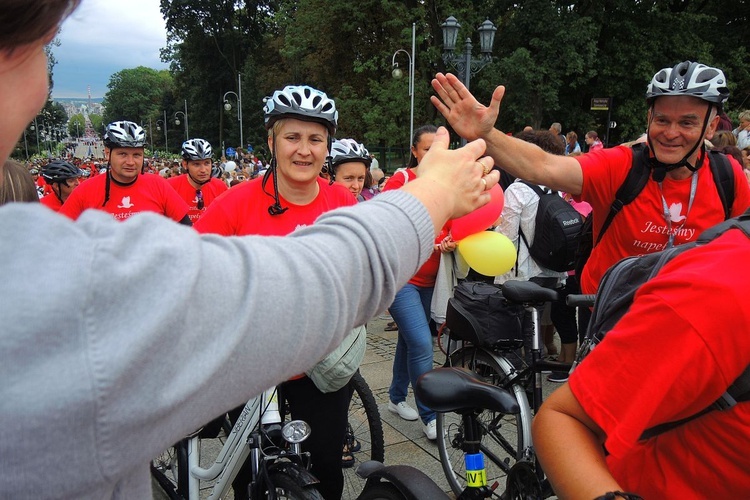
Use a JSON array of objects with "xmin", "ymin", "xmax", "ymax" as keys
[{"xmin": 566, "ymin": 294, "xmax": 596, "ymax": 307}]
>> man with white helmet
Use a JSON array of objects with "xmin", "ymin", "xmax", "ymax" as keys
[
  {"xmin": 59, "ymin": 120, "xmax": 190, "ymax": 224},
  {"xmin": 433, "ymin": 61, "xmax": 750, "ymax": 295},
  {"xmin": 168, "ymin": 138, "xmax": 228, "ymax": 223},
  {"xmin": 433, "ymin": 62, "xmax": 750, "ymax": 497}
]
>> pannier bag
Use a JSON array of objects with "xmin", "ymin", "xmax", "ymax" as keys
[{"xmin": 446, "ymin": 281, "xmax": 525, "ymax": 350}]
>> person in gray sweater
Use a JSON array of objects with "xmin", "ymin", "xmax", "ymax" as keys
[{"xmin": 0, "ymin": 2, "xmax": 500, "ymax": 498}]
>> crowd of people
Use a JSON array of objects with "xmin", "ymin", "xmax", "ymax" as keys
[{"xmin": 2, "ymin": 2, "xmax": 750, "ymax": 498}]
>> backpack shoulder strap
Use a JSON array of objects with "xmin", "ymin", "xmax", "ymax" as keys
[
  {"xmin": 706, "ymin": 150, "xmax": 735, "ymax": 220},
  {"xmin": 517, "ymin": 181, "xmax": 546, "ymax": 251},
  {"xmin": 595, "ymin": 143, "xmax": 651, "ymax": 245},
  {"xmin": 520, "ymin": 181, "xmax": 547, "ymax": 197},
  {"xmin": 641, "ymin": 364, "xmax": 750, "ymax": 441}
]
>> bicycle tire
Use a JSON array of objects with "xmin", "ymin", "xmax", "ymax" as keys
[
  {"xmin": 342, "ymin": 370, "xmax": 385, "ymax": 500},
  {"xmin": 268, "ymin": 471, "xmax": 325, "ymax": 500},
  {"xmin": 150, "ymin": 439, "xmax": 189, "ymax": 499},
  {"xmin": 436, "ymin": 347, "xmax": 532, "ymax": 498}
]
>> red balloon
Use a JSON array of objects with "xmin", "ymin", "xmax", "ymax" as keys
[{"xmin": 450, "ymin": 184, "xmax": 505, "ymax": 241}]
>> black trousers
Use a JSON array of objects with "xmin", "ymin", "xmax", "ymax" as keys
[
  {"xmin": 232, "ymin": 376, "xmax": 353, "ymax": 500},
  {"xmin": 281, "ymin": 376, "xmax": 353, "ymax": 500}
]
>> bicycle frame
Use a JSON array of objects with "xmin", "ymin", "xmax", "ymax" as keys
[{"xmin": 179, "ymin": 388, "xmax": 280, "ymax": 499}]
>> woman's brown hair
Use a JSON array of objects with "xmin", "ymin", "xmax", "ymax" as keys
[
  {"xmin": 0, "ymin": 161, "xmax": 39, "ymax": 204},
  {"xmin": 0, "ymin": 0, "xmax": 81, "ymax": 52}
]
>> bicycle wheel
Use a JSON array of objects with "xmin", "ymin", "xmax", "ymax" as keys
[
  {"xmin": 342, "ymin": 370, "xmax": 385, "ymax": 500},
  {"xmin": 151, "ymin": 440, "xmax": 189, "ymax": 499},
  {"xmin": 437, "ymin": 347, "xmax": 532, "ymax": 498},
  {"xmin": 268, "ymin": 471, "xmax": 324, "ymax": 500}
]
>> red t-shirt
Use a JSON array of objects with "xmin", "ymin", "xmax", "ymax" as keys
[
  {"xmin": 59, "ymin": 172, "xmax": 190, "ymax": 223},
  {"xmin": 167, "ymin": 175, "xmax": 228, "ymax": 224},
  {"xmin": 194, "ymin": 176, "xmax": 355, "ymax": 237},
  {"xmin": 576, "ymin": 146, "xmax": 750, "ymax": 294},
  {"xmin": 382, "ymin": 169, "xmax": 449, "ymax": 287},
  {"xmin": 40, "ymin": 193, "xmax": 63, "ymax": 212},
  {"xmin": 569, "ymin": 229, "xmax": 750, "ymax": 496}
]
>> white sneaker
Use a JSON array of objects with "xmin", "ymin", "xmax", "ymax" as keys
[
  {"xmin": 388, "ymin": 401, "xmax": 419, "ymax": 421},
  {"xmin": 423, "ymin": 419, "xmax": 437, "ymax": 440}
]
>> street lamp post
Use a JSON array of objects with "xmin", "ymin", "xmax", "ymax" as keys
[
  {"xmin": 441, "ymin": 16, "xmax": 497, "ymax": 144},
  {"xmin": 156, "ymin": 115, "xmax": 168, "ymax": 155},
  {"xmin": 174, "ymin": 111, "xmax": 187, "ymax": 141},
  {"xmin": 391, "ymin": 22, "xmax": 416, "ymax": 149},
  {"xmin": 223, "ymin": 74, "xmax": 243, "ymax": 152},
  {"xmin": 30, "ymin": 118, "xmax": 40, "ymax": 155}
]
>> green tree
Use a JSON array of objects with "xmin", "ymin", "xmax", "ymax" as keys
[
  {"xmin": 89, "ymin": 113, "xmax": 103, "ymax": 136},
  {"xmin": 102, "ymin": 67, "xmax": 174, "ymax": 126},
  {"xmin": 68, "ymin": 114, "xmax": 86, "ymax": 139},
  {"xmin": 155, "ymin": 0, "xmax": 750, "ymax": 154}
]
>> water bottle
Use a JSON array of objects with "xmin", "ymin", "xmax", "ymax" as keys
[{"xmin": 261, "ymin": 389, "xmax": 281, "ymax": 425}]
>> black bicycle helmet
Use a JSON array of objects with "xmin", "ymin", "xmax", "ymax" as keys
[
  {"xmin": 330, "ymin": 139, "xmax": 371, "ymax": 180},
  {"xmin": 211, "ymin": 163, "xmax": 224, "ymax": 179},
  {"xmin": 646, "ymin": 61, "xmax": 729, "ymax": 107},
  {"xmin": 42, "ymin": 160, "xmax": 82, "ymax": 184},
  {"xmin": 181, "ymin": 138, "xmax": 213, "ymax": 160},
  {"xmin": 103, "ymin": 121, "xmax": 146, "ymax": 148}
]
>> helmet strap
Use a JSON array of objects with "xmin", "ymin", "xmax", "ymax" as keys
[
  {"xmin": 187, "ymin": 171, "xmax": 210, "ymax": 187},
  {"xmin": 263, "ymin": 130, "xmax": 288, "ymax": 216},
  {"xmin": 53, "ymin": 183, "xmax": 65, "ymax": 204},
  {"xmin": 325, "ymin": 136, "xmax": 334, "ymax": 185}
]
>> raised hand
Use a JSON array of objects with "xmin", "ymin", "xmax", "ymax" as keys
[{"xmin": 431, "ymin": 73, "xmax": 505, "ymax": 142}]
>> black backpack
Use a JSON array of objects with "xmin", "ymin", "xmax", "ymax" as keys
[
  {"xmin": 575, "ymin": 210, "xmax": 750, "ymax": 440},
  {"xmin": 573, "ymin": 143, "xmax": 736, "ymax": 278},
  {"xmin": 519, "ymin": 182, "xmax": 583, "ymax": 272}
]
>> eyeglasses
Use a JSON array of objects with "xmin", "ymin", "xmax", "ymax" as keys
[{"xmin": 196, "ymin": 189, "xmax": 204, "ymax": 210}]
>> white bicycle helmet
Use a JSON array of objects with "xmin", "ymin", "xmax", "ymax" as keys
[
  {"xmin": 103, "ymin": 121, "xmax": 146, "ymax": 148},
  {"xmin": 263, "ymin": 85, "xmax": 338, "ymax": 134},
  {"xmin": 646, "ymin": 61, "xmax": 729, "ymax": 106},
  {"xmin": 330, "ymin": 138, "xmax": 372, "ymax": 172},
  {"xmin": 181, "ymin": 138, "xmax": 213, "ymax": 160}
]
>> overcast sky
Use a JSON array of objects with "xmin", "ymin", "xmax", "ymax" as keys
[{"xmin": 52, "ymin": 0, "xmax": 170, "ymax": 99}]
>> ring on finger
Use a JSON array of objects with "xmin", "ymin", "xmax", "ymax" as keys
[{"xmin": 477, "ymin": 159, "xmax": 492, "ymax": 176}]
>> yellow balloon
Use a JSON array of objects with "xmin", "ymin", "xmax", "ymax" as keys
[{"xmin": 457, "ymin": 231, "xmax": 517, "ymax": 277}]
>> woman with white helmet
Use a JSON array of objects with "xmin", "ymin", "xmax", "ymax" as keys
[
  {"xmin": 167, "ymin": 138, "xmax": 228, "ymax": 223},
  {"xmin": 195, "ymin": 85, "xmax": 356, "ymax": 500},
  {"xmin": 330, "ymin": 138, "xmax": 371, "ymax": 201}
]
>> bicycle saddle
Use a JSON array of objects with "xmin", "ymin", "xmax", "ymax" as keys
[
  {"xmin": 501, "ymin": 280, "xmax": 559, "ymax": 304},
  {"xmin": 415, "ymin": 367, "xmax": 520, "ymax": 415}
]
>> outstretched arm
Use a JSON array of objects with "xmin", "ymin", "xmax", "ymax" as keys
[{"xmin": 431, "ymin": 73, "xmax": 584, "ymax": 196}]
